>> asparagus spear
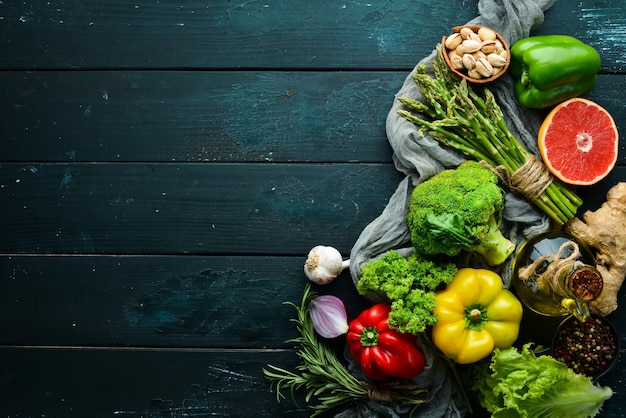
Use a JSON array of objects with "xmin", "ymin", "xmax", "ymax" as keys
[{"xmin": 397, "ymin": 48, "xmax": 581, "ymax": 225}]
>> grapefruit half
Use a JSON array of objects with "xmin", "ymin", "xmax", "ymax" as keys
[{"xmin": 538, "ymin": 97, "xmax": 619, "ymax": 186}]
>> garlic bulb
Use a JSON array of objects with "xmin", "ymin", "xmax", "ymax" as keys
[{"xmin": 304, "ymin": 245, "xmax": 350, "ymax": 285}]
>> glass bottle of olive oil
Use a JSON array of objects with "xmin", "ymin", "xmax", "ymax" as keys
[{"xmin": 511, "ymin": 231, "xmax": 603, "ymax": 321}]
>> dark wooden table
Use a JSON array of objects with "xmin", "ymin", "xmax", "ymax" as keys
[{"xmin": 1, "ymin": 1, "xmax": 624, "ymax": 416}]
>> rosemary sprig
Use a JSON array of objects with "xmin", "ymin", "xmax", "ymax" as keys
[
  {"xmin": 397, "ymin": 48, "xmax": 582, "ymax": 226},
  {"xmin": 263, "ymin": 284, "xmax": 428, "ymax": 417}
]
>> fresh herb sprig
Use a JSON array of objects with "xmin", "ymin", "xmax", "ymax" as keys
[
  {"xmin": 396, "ymin": 48, "xmax": 582, "ymax": 225},
  {"xmin": 263, "ymin": 284, "xmax": 428, "ymax": 417}
]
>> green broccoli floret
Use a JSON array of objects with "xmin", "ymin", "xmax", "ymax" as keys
[
  {"xmin": 357, "ymin": 250, "xmax": 457, "ymax": 334},
  {"xmin": 407, "ymin": 160, "xmax": 515, "ymax": 266}
]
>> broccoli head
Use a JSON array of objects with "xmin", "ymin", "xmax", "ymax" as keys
[{"xmin": 407, "ymin": 160, "xmax": 514, "ymax": 266}]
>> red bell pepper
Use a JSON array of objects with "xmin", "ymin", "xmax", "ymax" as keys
[{"xmin": 346, "ymin": 304, "xmax": 425, "ymax": 380}]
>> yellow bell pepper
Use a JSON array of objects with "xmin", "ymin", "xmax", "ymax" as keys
[{"xmin": 432, "ymin": 268, "xmax": 523, "ymax": 364}]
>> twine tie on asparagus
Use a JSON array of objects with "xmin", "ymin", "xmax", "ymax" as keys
[
  {"xmin": 480, "ymin": 155, "xmax": 554, "ymax": 202},
  {"xmin": 518, "ymin": 240, "xmax": 580, "ymax": 296}
]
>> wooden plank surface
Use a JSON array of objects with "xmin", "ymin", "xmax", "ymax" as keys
[
  {"xmin": 0, "ymin": 162, "xmax": 403, "ymax": 255},
  {"xmin": 0, "ymin": 346, "xmax": 311, "ymax": 417},
  {"xmin": 2, "ymin": 0, "xmax": 626, "ymax": 416},
  {"xmin": 0, "ymin": 70, "xmax": 399, "ymax": 163},
  {"xmin": 0, "ymin": 0, "xmax": 477, "ymax": 70},
  {"xmin": 0, "ymin": 72, "xmax": 624, "ymax": 164},
  {"xmin": 0, "ymin": 254, "xmax": 370, "ymax": 348},
  {"xmin": 1, "ymin": 1, "xmax": 624, "ymax": 72}
]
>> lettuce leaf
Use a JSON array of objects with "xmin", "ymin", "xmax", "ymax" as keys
[{"xmin": 473, "ymin": 343, "xmax": 613, "ymax": 418}]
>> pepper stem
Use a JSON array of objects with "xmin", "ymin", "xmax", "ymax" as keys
[
  {"xmin": 469, "ymin": 308, "xmax": 482, "ymax": 323},
  {"xmin": 464, "ymin": 303, "xmax": 488, "ymax": 331},
  {"xmin": 359, "ymin": 326, "xmax": 379, "ymax": 347}
]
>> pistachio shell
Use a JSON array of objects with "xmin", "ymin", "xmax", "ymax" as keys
[
  {"xmin": 445, "ymin": 33, "xmax": 463, "ymax": 50},
  {"xmin": 472, "ymin": 50, "xmax": 487, "ymax": 60},
  {"xmin": 487, "ymin": 53, "xmax": 507, "ymax": 67},
  {"xmin": 480, "ymin": 40, "xmax": 498, "ymax": 54},
  {"xmin": 460, "ymin": 27, "xmax": 474, "ymax": 40},
  {"xmin": 470, "ymin": 33, "xmax": 482, "ymax": 43},
  {"xmin": 462, "ymin": 53, "xmax": 477, "ymax": 70},
  {"xmin": 459, "ymin": 39, "xmax": 481, "ymax": 54},
  {"xmin": 448, "ymin": 51, "xmax": 464, "ymax": 70},
  {"xmin": 478, "ymin": 27, "xmax": 497, "ymax": 41},
  {"xmin": 468, "ymin": 68, "xmax": 483, "ymax": 79},
  {"xmin": 476, "ymin": 57, "xmax": 494, "ymax": 77}
]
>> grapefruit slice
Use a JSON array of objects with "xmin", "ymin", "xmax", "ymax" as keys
[{"xmin": 538, "ymin": 98, "xmax": 619, "ymax": 186}]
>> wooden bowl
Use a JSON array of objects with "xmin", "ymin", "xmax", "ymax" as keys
[{"xmin": 441, "ymin": 25, "xmax": 510, "ymax": 84}]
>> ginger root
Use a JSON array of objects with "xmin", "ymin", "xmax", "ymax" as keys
[{"xmin": 565, "ymin": 182, "xmax": 626, "ymax": 316}]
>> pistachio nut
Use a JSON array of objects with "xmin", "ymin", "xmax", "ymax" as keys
[
  {"xmin": 470, "ymin": 33, "xmax": 482, "ymax": 44},
  {"xmin": 476, "ymin": 57, "xmax": 494, "ymax": 77},
  {"xmin": 472, "ymin": 50, "xmax": 487, "ymax": 60},
  {"xmin": 462, "ymin": 53, "xmax": 477, "ymax": 70},
  {"xmin": 460, "ymin": 27, "xmax": 474, "ymax": 40},
  {"xmin": 467, "ymin": 68, "xmax": 483, "ymax": 79},
  {"xmin": 458, "ymin": 39, "xmax": 481, "ymax": 54},
  {"xmin": 445, "ymin": 33, "xmax": 463, "ymax": 50},
  {"xmin": 478, "ymin": 27, "xmax": 497, "ymax": 41},
  {"xmin": 448, "ymin": 51, "xmax": 464, "ymax": 70},
  {"xmin": 480, "ymin": 40, "xmax": 498, "ymax": 54},
  {"xmin": 487, "ymin": 53, "xmax": 507, "ymax": 68}
]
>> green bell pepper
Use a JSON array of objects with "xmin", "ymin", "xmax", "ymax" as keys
[{"xmin": 509, "ymin": 35, "xmax": 601, "ymax": 109}]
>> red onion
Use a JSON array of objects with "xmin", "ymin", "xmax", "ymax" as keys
[{"xmin": 309, "ymin": 295, "xmax": 349, "ymax": 338}]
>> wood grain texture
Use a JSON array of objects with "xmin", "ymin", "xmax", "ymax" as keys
[
  {"xmin": 0, "ymin": 254, "xmax": 371, "ymax": 348},
  {"xmin": 0, "ymin": 70, "xmax": 399, "ymax": 163},
  {"xmin": 0, "ymin": 71, "xmax": 624, "ymax": 165},
  {"xmin": 0, "ymin": 0, "xmax": 478, "ymax": 70},
  {"xmin": 0, "ymin": 162, "xmax": 403, "ymax": 255},
  {"xmin": 0, "ymin": 346, "xmax": 312, "ymax": 417},
  {"xmin": 2, "ymin": 1, "xmax": 624, "ymax": 72},
  {"xmin": 2, "ymin": 0, "xmax": 626, "ymax": 416}
]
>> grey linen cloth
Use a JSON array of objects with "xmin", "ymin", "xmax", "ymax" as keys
[{"xmin": 342, "ymin": 0, "xmax": 558, "ymax": 417}]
